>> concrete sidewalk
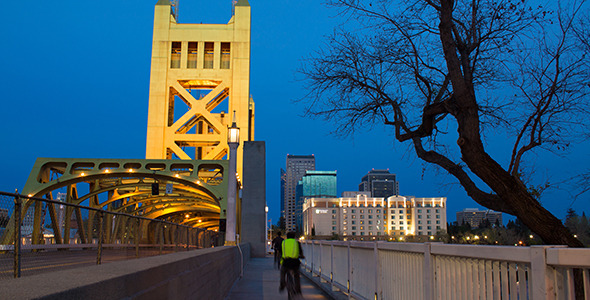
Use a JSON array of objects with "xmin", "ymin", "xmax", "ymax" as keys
[{"xmin": 226, "ymin": 256, "xmax": 331, "ymax": 299}]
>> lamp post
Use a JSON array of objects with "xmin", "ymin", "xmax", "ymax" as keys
[{"xmin": 225, "ymin": 113, "xmax": 240, "ymax": 245}]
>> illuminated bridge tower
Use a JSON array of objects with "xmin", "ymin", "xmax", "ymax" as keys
[{"xmin": 146, "ymin": 0, "xmax": 253, "ymax": 177}]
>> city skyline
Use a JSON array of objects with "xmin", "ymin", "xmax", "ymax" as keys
[{"xmin": 0, "ymin": 0, "xmax": 588, "ymax": 228}]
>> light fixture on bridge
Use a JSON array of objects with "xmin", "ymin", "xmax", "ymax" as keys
[
  {"xmin": 225, "ymin": 111, "xmax": 240, "ymax": 246},
  {"xmin": 185, "ymin": 214, "xmax": 190, "ymax": 218},
  {"xmin": 228, "ymin": 110, "xmax": 240, "ymax": 144}
]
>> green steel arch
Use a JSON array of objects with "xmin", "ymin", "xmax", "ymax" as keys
[{"xmin": 2, "ymin": 158, "xmax": 228, "ymax": 245}]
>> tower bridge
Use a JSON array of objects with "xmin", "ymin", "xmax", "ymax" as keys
[{"xmin": 1, "ymin": 0, "xmax": 254, "ymax": 245}]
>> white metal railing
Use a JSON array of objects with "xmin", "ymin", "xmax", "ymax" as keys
[{"xmin": 301, "ymin": 240, "xmax": 590, "ymax": 300}]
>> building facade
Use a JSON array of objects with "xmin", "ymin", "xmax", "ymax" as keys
[
  {"xmin": 295, "ymin": 170, "xmax": 337, "ymax": 232},
  {"xmin": 456, "ymin": 208, "xmax": 503, "ymax": 228},
  {"xmin": 358, "ymin": 169, "xmax": 399, "ymax": 198},
  {"xmin": 303, "ymin": 195, "xmax": 447, "ymax": 239},
  {"xmin": 282, "ymin": 155, "xmax": 315, "ymax": 232}
]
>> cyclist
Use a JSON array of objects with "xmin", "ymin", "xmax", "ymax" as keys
[
  {"xmin": 279, "ymin": 232, "xmax": 304, "ymax": 294},
  {"xmin": 271, "ymin": 232, "xmax": 284, "ymax": 270}
]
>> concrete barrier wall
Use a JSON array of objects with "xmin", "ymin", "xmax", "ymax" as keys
[{"xmin": 0, "ymin": 244, "xmax": 251, "ymax": 300}]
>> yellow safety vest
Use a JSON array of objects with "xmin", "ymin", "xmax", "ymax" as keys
[{"xmin": 282, "ymin": 238, "xmax": 299, "ymax": 260}]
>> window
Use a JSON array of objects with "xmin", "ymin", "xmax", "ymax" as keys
[
  {"xmin": 343, "ymin": 221, "xmax": 348, "ymax": 225},
  {"xmin": 360, "ymin": 226, "xmax": 364, "ymax": 230},
  {"xmin": 391, "ymin": 215, "xmax": 395, "ymax": 219},
  {"xmin": 418, "ymin": 220, "xmax": 422, "ymax": 224},
  {"xmin": 437, "ymin": 226, "xmax": 441, "ymax": 230},
  {"xmin": 332, "ymin": 209, "xmax": 336, "ymax": 214},
  {"xmin": 418, "ymin": 215, "xmax": 422, "ymax": 219},
  {"xmin": 187, "ymin": 42, "xmax": 197, "ymax": 68},
  {"xmin": 360, "ymin": 209, "xmax": 364, "ymax": 214},
  {"xmin": 220, "ymin": 42, "xmax": 230, "ymax": 69},
  {"xmin": 427, "ymin": 226, "xmax": 432, "ymax": 230},
  {"xmin": 418, "ymin": 209, "xmax": 422, "ymax": 213},
  {"xmin": 352, "ymin": 232, "xmax": 357, "ymax": 236},
  {"xmin": 360, "ymin": 220, "xmax": 365, "ymax": 225},
  {"xmin": 352, "ymin": 215, "xmax": 356, "ymax": 219},
  {"xmin": 170, "ymin": 41, "xmax": 181, "ymax": 68},
  {"xmin": 361, "ymin": 215, "xmax": 365, "ymax": 219},
  {"xmin": 400, "ymin": 215, "xmax": 404, "ymax": 219},
  {"xmin": 352, "ymin": 226, "xmax": 356, "ymax": 230},
  {"xmin": 352, "ymin": 209, "xmax": 356, "ymax": 213},
  {"xmin": 369, "ymin": 226, "xmax": 373, "ymax": 230},
  {"xmin": 332, "ymin": 226, "xmax": 336, "ymax": 230},
  {"xmin": 368, "ymin": 221, "xmax": 373, "ymax": 225},
  {"xmin": 332, "ymin": 221, "xmax": 336, "ymax": 225},
  {"xmin": 361, "ymin": 232, "xmax": 365, "ymax": 235},
  {"xmin": 204, "ymin": 42, "xmax": 214, "ymax": 69},
  {"xmin": 376, "ymin": 209, "xmax": 381, "ymax": 213},
  {"xmin": 427, "ymin": 209, "xmax": 431, "ymax": 213},
  {"xmin": 418, "ymin": 226, "xmax": 422, "ymax": 230},
  {"xmin": 436, "ymin": 215, "xmax": 440, "ymax": 219},
  {"xmin": 377, "ymin": 215, "xmax": 381, "ymax": 219},
  {"xmin": 368, "ymin": 209, "xmax": 372, "ymax": 213},
  {"xmin": 391, "ymin": 221, "xmax": 395, "ymax": 225},
  {"xmin": 352, "ymin": 221, "xmax": 356, "ymax": 225},
  {"xmin": 391, "ymin": 210, "xmax": 395, "ymax": 214},
  {"xmin": 369, "ymin": 215, "xmax": 373, "ymax": 219},
  {"xmin": 332, "ymin": 215, "xmax": 336, "ymax": 219},
  {"xmin": 427, "ymin": 215, "xmax": 431, "ymax": 219},
  {"xmin": 399, "ymin": 210, "xmax": 403, "ymax": 214},
  {"xmin": 436, "ymin": 209, "xmax": 440, "ymax": 213},
  {"xmin": 427, "ymin": 220, "xmax": 431, "ymax": 224},
  {"xmin": 436, "ymin": 220, "xmax": 440, "ymax": 224}
]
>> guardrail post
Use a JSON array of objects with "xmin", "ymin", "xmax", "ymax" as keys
[
  {"xmin": 531, "ymin": 246, "xmax": 555, "ymax": 300},
  {"xmin": 319, "ymin": 240, "xmax": 322, "ymax": 278},
  {"xmin": 347, "ymin": 240, "xmax": 352, "ymax": 298},
  {"xmin": 135, "ymin": 218, "xmax": 140, "ymax": 258},
  {"xmin": 159, "ymin": 223, "xmax": 163, "ymax": 255},
  {"xmin": 186, "ymin": 226, "xmax": 189, "ymax": 251},
  {"xmin": 330, "ymin": 242, "xmax": 334, "ymax": 290},
  {"xmin": 97, "ymin": 211, "xmax": 104, "ymax": 265},
  {"xmin": 375, "ymin": 241, "xmax": 380, "ymax": 300},
  {"xmin": 13, "ymin": 195, "xmax": 22, "ymax": 278},
  {"xmin": 423, "ymin": 243, "xmax": 434, "ymax": 300}
]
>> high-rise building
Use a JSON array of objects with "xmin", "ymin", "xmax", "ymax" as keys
[
  {"xmin": 456, "ymin": 208, "xmax": 503, "ymax": 228},
  {"xmin": 359, "ymin": 169, "xmax": 399, "ymax": 197},
  {"xmin": 280, "ymin": 168, "xmax": 286, "ymax": 221},
  {"xmin": 295, "ymin": 170, "xmax": 337, "ymax": 231},
  {"xmin": 283, "ymin": 155, "xmax": 315, "ymax": 232}
]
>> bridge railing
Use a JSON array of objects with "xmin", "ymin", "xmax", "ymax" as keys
[
  {"xmin": 301, "ymin": 240, "xmax": 590, "ymax": 300},
  {"xmin": 0, "ymin": 191, "xmax": 223, "ymax": 280}
]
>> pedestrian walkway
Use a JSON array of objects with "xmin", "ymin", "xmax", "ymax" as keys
[{"xmin": 226, "ymin": 256, "xmax": 331, "ymax": 299}]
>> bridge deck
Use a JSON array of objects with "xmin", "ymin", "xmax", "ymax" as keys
[{"xmin": 226, "ymin": 256, "xmax": 331, "ymax": 299}]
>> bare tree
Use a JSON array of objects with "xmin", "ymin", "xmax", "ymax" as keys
[{"xmin": 300, "ymin": 0, "xmax": 589, "ymax": 247}]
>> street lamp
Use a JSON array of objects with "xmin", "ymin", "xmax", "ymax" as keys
[{"xmin": 225, "ymin": 112, "xmax": 240, "ymax": 246}]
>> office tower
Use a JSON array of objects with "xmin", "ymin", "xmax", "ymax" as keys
[
  {"xmin": 295, "ymin": 170, "xmax": 337, "ymax": 231},
  {"xmin": 456, "ymin": 208, "xmax": 503, "ymax": 228},
  {"xmin": 359, "ymin": 169, "xmax": 399, "ymax": 197},
  {"xmin": 280, "ymin": 168, "xmax": 286, "ymax": 221},
  {"xmin": 283, "ymin": 155, "xmax": 315, "ymax": 232}
]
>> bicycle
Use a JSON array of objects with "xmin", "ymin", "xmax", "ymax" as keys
[{"xmin": 285, "ymin": 267, "xmax": 302, "ymax": 300}]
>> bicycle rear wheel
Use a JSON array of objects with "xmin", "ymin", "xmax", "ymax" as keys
[{"xmin": 286, "ymin": 269, "xmax": 298, "ymax": 300}]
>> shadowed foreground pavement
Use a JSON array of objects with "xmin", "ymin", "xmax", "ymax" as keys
[{"xmin": 226, "ymin": 256, "xmax": 331, "ymax": 300}]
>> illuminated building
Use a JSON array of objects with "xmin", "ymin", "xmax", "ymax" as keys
[
  {"xmin": 358, "ymin": 169, "xmax": 399, "ymax": 197},
  {"xmin": 295, "ymin": 170, "xmax": 337, "ymax": 232},
  {"xmin": 302, "ymin": 195, "xmax": 447, "ymax": 239},
  {"xmin": 456, "ymin": 208, "xmax": 503, "ymax": 228},
  {"xmin": 282, "ymin": 155, "xmax": 315, "ymax": 232},
  {"xmin": 145, "ymin": 0, "xmax": 254, "ymax": 178}
]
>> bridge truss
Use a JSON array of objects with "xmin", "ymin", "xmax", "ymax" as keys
[{"xmin": 2, "ymin": 158, "xmax": 228, "ymax": 245}]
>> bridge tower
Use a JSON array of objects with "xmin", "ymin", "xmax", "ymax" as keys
[{"xmin": 145, "ymin": 0, "xmax": 253, "ymax": 177}]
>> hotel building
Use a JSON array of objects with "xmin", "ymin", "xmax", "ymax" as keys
[{"xmin": 302, "ymin": 195, "xmax": 447, "ymax": 238}]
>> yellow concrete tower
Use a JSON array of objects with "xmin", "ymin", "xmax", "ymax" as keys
[{"xmin": 145, "ymin": 0, "xmax": 253, "ymax": 177}]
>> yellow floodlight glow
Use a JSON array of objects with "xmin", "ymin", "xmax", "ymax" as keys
[
  {"xmin": 128, "ymin": 169, "xmax": 134, "ymax": 172},
  {"xmin": 484, "ymin": 236, "xmax": 488, "ymax": 239},
  {"xmin": 80, "ymin": 172, "xmax": 85, "ymax": 176},
  {"xmin": 466, "ymin": 236, "xmax": 471, "ymax": 240},
  {"xmin": 474, "ymin": 235, "xmax": 480, "ymax": 240},
  {"xmin": 175, "ymin": 174, "xmax": 180, "ymax": 178},
  {"xmin": 104, "ymin": 169, "xmax": 110, "ymax": 173},
  {"xmin": 430, "ymin": 236, "xmax": 435, "ymax": 240},
  {"xmin": 196, "ymin": 180, "xmax": 201, "ymax": 184},
  {"xmin": 28, "ymin": 194, "xmax": 33, "ymax": 197},
  {"xmin": 185, "ymin": 214, "xmax": 190, "ymax": 218},
  {"xmin": 529, "ymin": 235, "xmax": 533, "ymax": 239},
  {"xmin": 198, "ymin": 219, "xmax": 202, "ymax": 223}
]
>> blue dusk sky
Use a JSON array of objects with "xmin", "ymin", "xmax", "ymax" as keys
[{"xmin": 0, "ymin": 0, "xmax": 588, "ymax": 225}]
